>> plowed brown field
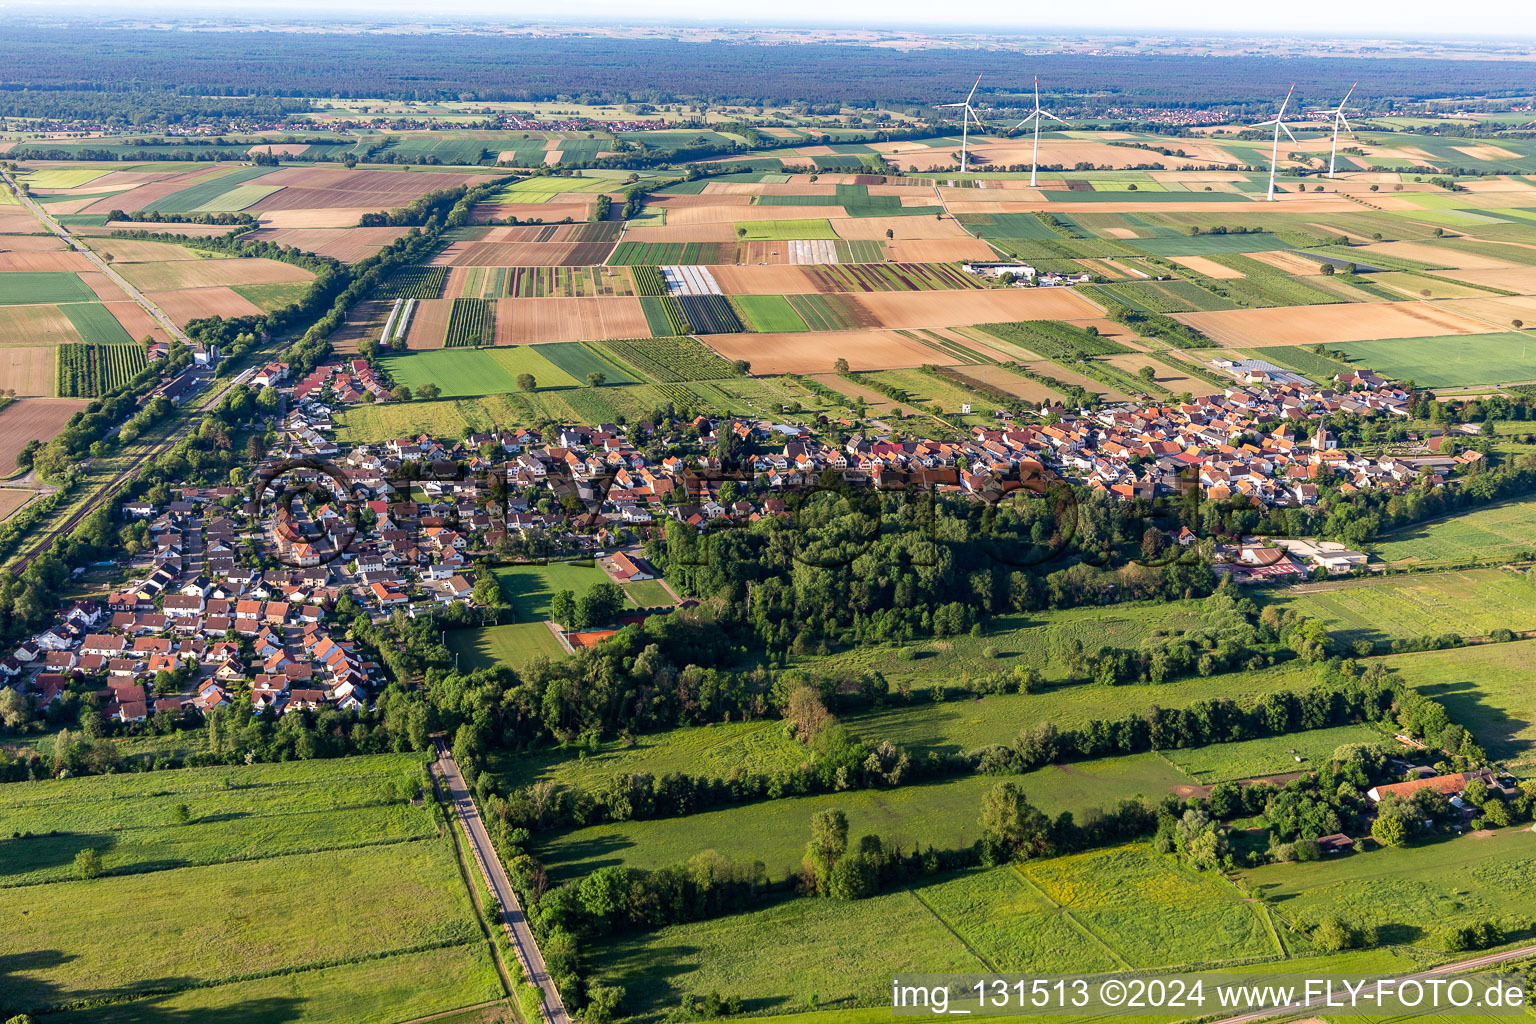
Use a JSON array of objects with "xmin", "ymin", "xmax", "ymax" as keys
[
  {"xmin": 1173, "ymin": 301, "xmax": 1495, "ymax": 348},
  {"xmin": 145, "ymin": 287, "xmax": 263, "ymax": 326},
  {"xmin": 0, "ymin": 398, "xmax": 89, "ymax": 467},
  {"xmin": 494, "ymin": 297, "xmax": 650, "ymax": 345},
  {"xmin": 851, "ymin": 288, "xmax": 1099, "ymax": 329},
  {"xmin": 702, "ymin": 328, "xmax": 941, "ymax": 374}
]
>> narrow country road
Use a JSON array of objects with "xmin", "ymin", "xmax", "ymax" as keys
[
  {"xmin": 1201, "ymin": 942, "xmax": 1536, "ymax": 1024},
  {"xmin": 433, "ymin": 737, "xmax": 572, "ymax": 1024},
  {"xmin": 0, "ymin": 166, "xmax": 191, "ymax": 345}
]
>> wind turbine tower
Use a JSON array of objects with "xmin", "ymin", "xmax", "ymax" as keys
[
  {"xmin": 1011, "ymin": 75, "xmax": 1068, "ymax": 188},
  {"xmin": 1252, "ymin": 84, "xmax": 1298, "ymax": 202},
  {"xmin": 1309, "ymin": 83, "xmax": 1358, "ymax": 178},
  {"xmin": 939, "ymin": 74, "xmax": 986, "ymax": 173}
]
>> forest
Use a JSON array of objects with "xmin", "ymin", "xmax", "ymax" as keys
[{"xmin": 1, "ymin": 27, "xmax": 1533, "ymax": 113}]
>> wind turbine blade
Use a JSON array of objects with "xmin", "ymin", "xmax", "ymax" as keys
[
  {"xmin": 1279, "ymin": 82, "xmax": 1296, "ymax": 116},
  {"xmin": 1034, "ymin": 74, "xmax": 1041, "ymax": 110},
  {"xmin": 965, "ymin": 73, "xmax": 982, "ymax": 106},
  {"xmin": 1250, "ymin": 119, "xmax": 1280, "ymax": 129},
  {"xmin": 1281, "ymin": 122, "xmax": 1298, "ymax": 143},
  {"xmin": 938, "ymin": 102, "xmax": 966, "ymax": 108},
  {"xmin": 1042, "ymin": 110, "xmax": 1067, "ymax": 124},
  {"xmin": 1342, "ymin": 81, "xmax": 1357, "ymax": 106},
  {"xmin": 1340, "ymin": 115, "xmax": 1357, "ymax": 139}
]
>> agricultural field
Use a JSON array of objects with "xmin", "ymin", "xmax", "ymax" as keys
[
  {"xmin": 444, "ymin": 297, "xmax": 497, "ymax": 348},
  {"xmin": 380, "ymin": 347, "xmax": 579, "ymax": 396},
  {"xmin": 1381, "ymin": 638, "xmax": 1536, "ymax": 765},
  {"xmin": 1160, "ymin": 723, "xmax": 1392, "ymax": 784},
  {"xmin": 55, "ymin": 342, "xmax": 147, "ymax": 397},
  {"xmin": 1269, "ymin": 569, "xmax": 1536, "ymax": 647},
  {"xmin": 1370, "ymin": 499, "xmax": 1536, "ymax": 567},
  {"xmin": 1332, "ymin": 332, "xmax": 1536, "ymax": 388}
]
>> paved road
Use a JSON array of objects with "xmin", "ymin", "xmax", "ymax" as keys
[
  {"xmin": 1203, "ymin": 942, "xmax": 1536, "ymax": 1024},
  {"xmin": 0, "ymin": 167, "xmax": 191, "ymax": 345},
  {"xmin": 433, "ymin": 737, "xmax": 571, "ymax": 1024}
]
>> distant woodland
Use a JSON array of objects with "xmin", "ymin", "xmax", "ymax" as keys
[{"xmin": 1, "ymin": 27, "xmax": 1534, "ymax": 122}]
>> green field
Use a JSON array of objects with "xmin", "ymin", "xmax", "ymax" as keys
[
  {"xmin": 380, "ymin": 346, "xmax": 579, "ymax": 396},
  {"xmin": 493, "ymin": 561, "xmax": 611, "ymax": 620},
  {"xmin": 447, "ymin": 620, "xmax": 568, "ymax": 671},
  {"xmin": 1240, "ymin": 825, "xmax": 1536, "ymax": 947},
  {"xmin": 735, "ymin": 218, "xmax": 839, "ymax": 240},
  {"xmin": 0, "ymin": 272, "xmax": 95, "ymax": 305},
  {"xmin": 1333, "ymin": 333, "xmax": 1536, "ymax": 388},
  {"xmin": 233, "ymin": 280, "xmax": 314, "ymax": 312},
  {"xmin": 1371, "ymin": 500, "xmax": 1536, "ymax": 567},
  {"xmin": 593, "ymin": 843, "xmax": 1283, "ymax": 1019},
  {"xmin": 532, "ymin": 755, "xmax": 1190, "ymax": 883},
  {"xmin": 139, "ymin": 166, "xmax": 279, "ymax": 213},
  {"xmin": 734, "ymin": 294, "xmax": 811, "ymax": 332},
  {"xmin": 1270, "ymin": 569, "xmax": 1536, "ymax": 647},
  {"xmin": 1382, "ymin": 638, "xmax": 1536, "ymax": 765},
  {"xmin": 1160, "ymin": 723, "xmax": 1390, "ymax": 784},
  {"xmin": 49, "ymin": 944, "xmax": 504, "ymax": 1024},
  {"xmin": 0, "ymin": 753, "xmax": 493, "ymax": 1020},
  {"xmin": 622, "ymin": 578, "xmax": 674, "ymax": 608},
  {"xmin": 59, "ymin": 302, "xmax": 134, "ymax": 345},
  {"xmin": 536, "ymin": 341, "xmax": 639, "ymax": 384},
  {"xmin": 1129, "ymin": 233, "xmax": 1289, "ymax": 257}
]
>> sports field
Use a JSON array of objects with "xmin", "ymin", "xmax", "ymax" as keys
[{"xmin": 447, "ymin": 620, "xmax": 568, "ymax": 671}]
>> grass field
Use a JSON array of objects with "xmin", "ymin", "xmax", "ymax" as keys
[
  {"xmin": 380, "ymin": 347, "xmax": 579, "ymax": 396},
  {"xmin": 532, "ymin": 755, "xmax": 1190, "ymax": 883},
  {"xmin": 0, "ymin": 272, "xmax": 94, "ymax": 305},
  {"xmin": 1333, "ymin": 332, "xmax": 1536, "ymax": 388},
  {"xmin": 447, "ymin": 621, "xmax": 568, "ymax": 671},
  {"xmin": 593, "ymin": 843, "xmax": 1284, "ymax": 1020},
  {"xmin": 48, "ymin": 944, "xmax": 504, "ymax": 1024},
  {"xmin": 1370, "ymin": 500, "xmax": 1536, "ymax": 567},
  {"xmin": 1240, "ymin": 825, "xmax": 1536, "ymax": 947},
  {"xmin": 623, "ymin": 578, "xmax": 674, "ymax": 607},
  {"xmin": 1269, "ymin": 569, "xmax": 1536, "ymax": 647},
  {"xmin": 233, "ymin": 280, "xmax": 314, "ymax": 311},
  {"xmin": 0, "ymin": 752, "xmax": 491, "ymax": 1019},
  {"xmin": 735, "ymin": 294, "xmax": 810, "ymax": 332},
  {"xmin": 493, "ymin": 561, "xmax": 612, "ymax": 621},
  {"xmin": 735, "ymin": 218, "xmax": 839, "ymax": 240},
  {"xmin": 1160, "ymin": 723, "xmax": 1390, "ymax": 784},
  {"xmin": 1381, "ymin": 638, "xmax": 1536, "ymax": 765}
]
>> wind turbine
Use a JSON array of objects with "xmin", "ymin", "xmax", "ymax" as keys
[
  {"xmin": 1011, "ymin": 75, "xmax": 1068, "ymax": 188},
  {"xmin": 939, "ymin": 74, "xmax": 987, "ymax": 173},
  {"xmin": 1309, "ymin": 82, "xmax": 1358, "ymax": 178},
  {"xmin": 1252, "ymin": 84, "xmax": 1298, "ymax": 202}
]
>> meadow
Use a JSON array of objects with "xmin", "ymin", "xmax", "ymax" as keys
[
  {"xmin": 494, "ymin": 561, "xmax": 613, "ymax": 620},
  {"xmin": 1270, "ymin": 569, "xmax": 1536, "ymax": 647},
  {"xmin": 380, "ymin": 347, "xmax": 580, "ymax": 396},
  {"xmin": 1159, "ymin": 723, "xmax": 1390, "ymax": 784},
  {"xmin": 531, "ymin": 756, "xmax": 1192, "ymax": 883},
  {"xmin": 1369, "ymin": 500, "xmax": 1536, "ymax": 567},
  {"xmin": 591, "ymin": 843, "xmax": 1291, "ymax": 1021},
  {"xmin": 1240, "ymin": 826, "xmax": 1536, "ymax": 947},
  {"xmin": 0, "ymin": 752, "xmax": 500, "ymax": 1022},
  {"xmin": 1381, "ymin": 638, "xmax": 1536, "ymax": 765}
]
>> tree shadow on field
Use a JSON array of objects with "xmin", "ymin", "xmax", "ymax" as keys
[
  {"xmin": 536, "ymin": 831, "xmax": 635, "ymax": 880},
  {"xmin": 1414, "ymin": 679, "xmax": 1527, "ymax": 761},
  {"xmin": 0, "ymin": 950, "xmax": 302, "ymax": 1023},
  {"xmin": 0, "ymin": 831, "xmax": 114, "ymax": 882}
]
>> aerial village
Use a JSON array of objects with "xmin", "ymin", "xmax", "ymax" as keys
[{"xmin": 2, "ymin": 346, "xmax": 1483, "ymax": 732}]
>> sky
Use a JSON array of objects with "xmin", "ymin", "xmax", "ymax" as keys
[{"xmin": 20, "ymin": 0, "xmax": 1536, "ymax": 37}]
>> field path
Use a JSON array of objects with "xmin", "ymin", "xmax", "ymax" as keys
[
  {"xmin": 433, "ymin": 736, "xmax": 572, "ymax": 1024},
  {"xmin": 0, "ymin": 166, "xmax": 191, "ymax": 346}
]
